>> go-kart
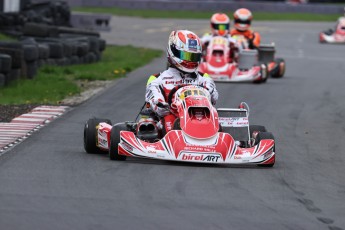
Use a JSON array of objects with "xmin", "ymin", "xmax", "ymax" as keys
[
  {"xmin": 84, "ymin": 85, "xmax": 276, "ymax": 167},
  {"xmin": 198, "ymin": 36, "xmax": 268, "ymax": 83},
  {"xmin": 319, "ymin": 17, "xmax": 345, "ymax": 44},
  {"xmin": 233, "ymin": 34, "xmax": 286, "ymax": 79}
]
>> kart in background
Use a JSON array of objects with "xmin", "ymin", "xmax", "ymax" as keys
[
  {"xmin": 233, "ymin": 34, "xmax": 286, "ymax": 79},
  {"xmin": 319, "ymin": 17, "xmax": 345, "ymax": 44},
  {"xmin": 198, "ymin": 36, "xmax": 268, "ymax": 83},
  {"xmin": 84, "ymin": 85, "xmax": 276, "ymax": 167}
]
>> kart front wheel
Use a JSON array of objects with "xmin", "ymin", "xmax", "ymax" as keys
[
  {"xmin": 255, "ymin": 132, "xmax": 275, "ymax": 167},
  {"xmin": 109, "ymin": 123, "xmax": 127, "ymax": 161},
  {"xmin": 271, "ymin": 58, "xmax": 285, "ymax": 78},
  {"xmin": 260, "ymin": 64, "xmax": 269, "ymax": 83},
  {"xmin": 254, "ymin": 64, "xmax": 268, "ymax": 84},
  {"xmin": 84, "ymin": 118, "xmax": 112, "ymax": 154}
]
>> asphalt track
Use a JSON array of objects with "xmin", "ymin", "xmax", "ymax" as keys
[{"xmin": 1, "ymin": 17, "xmax": 345, "ymax": 230}]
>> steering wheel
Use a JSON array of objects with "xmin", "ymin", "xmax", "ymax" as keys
[{"xmin": 167, "ymin": 84, "xmax": 209, "ymax": 107}]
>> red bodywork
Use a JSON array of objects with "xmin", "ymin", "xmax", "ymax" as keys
[
  {"xmin": 320, "ymin": 20, "xmax": 345, "ymax": 44},
  {"xmin": 95, "ymin": 86, "xmax": 276, "ymax": 165},
  {"xmin": 199, "ymin": 36, "xmax": 263, "ymax": 82}
]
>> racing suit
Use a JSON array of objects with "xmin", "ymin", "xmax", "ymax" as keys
[
  {"xmin": 230, "ymin": 29, "xmax": 261, "ymax": 49},
  {"xmin": 200, "ymin": 33, "xmax": 237, "ymax": 62},
  {"xmin": 145, "ymin": 67, "xmax": 219, "ymax": 133}
]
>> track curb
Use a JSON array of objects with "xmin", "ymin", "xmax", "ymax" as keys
[{"xmin": 0, "ymin": 105, "xmax": 69, "ymax": 155}]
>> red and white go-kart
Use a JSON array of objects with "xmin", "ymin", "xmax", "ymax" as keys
[
  {"xmin": 320, "ymin": 17, "xmax": 345, "ymax": 44},
  {"xmin": 198, "ymin": 36, "xmax": 268, "ymax": 83},
  {"xmin": 84, "ymin": 85, "xmax": 276, "ymax": 167}
]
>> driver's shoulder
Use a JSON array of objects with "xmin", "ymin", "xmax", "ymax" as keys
[
  {"xmin": 147, "ymin": 73, "xmax": 161, "ymax": 85},
  {"xmin": 198, "ymin": 71, "xmax": 210, "ymax": 79}
]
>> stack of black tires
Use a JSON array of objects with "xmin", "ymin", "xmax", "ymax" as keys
[
  {"xmin": 0, "ymin": 23, "xmax": 106, "ymax": 87},
  {"xmin": 0, "ymin": 1, "xmax": 107, "ymax": 87},
  {"xmin": 0, "ymin": 1, "xmax": 70, "ymax": 37}
]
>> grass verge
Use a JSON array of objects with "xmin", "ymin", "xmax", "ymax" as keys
[
  {"xmin": 73, "ymin": 7, "xmax": 340, "ymax": 21},
  {"xmin": 0, "ymin": 45, "xmax": 162, "ymax": 105}
]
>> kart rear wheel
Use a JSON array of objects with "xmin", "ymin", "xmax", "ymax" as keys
[
  {"xmin": 271, "ymin": 58, "xmax": 285, "ymax": 78},
  {"xmin": 255, "ymin": 132, "xmax": 275, "ymax": 167},
  {"xmin": 260, "ymin": 64, "xmax": 269, "ymax": 83},
  {"xmin": 84, "ymin": 118, "xmax": 112, "ymax": 154},
  {"xmin": 109, "ymin": 123, "xmax": 127, "ymax": 161}
]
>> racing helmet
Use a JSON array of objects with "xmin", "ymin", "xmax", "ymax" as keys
[
  {"xmin": 167, "ymin": 30, "xmax": 202, "ymax": 73},
  {"xmin": 210, "ymin": 13, "xmax": 230, "ymax": 36},
  {"xmin": 233, "ymin": 8, "xmax": 253, "ymax": 32}
]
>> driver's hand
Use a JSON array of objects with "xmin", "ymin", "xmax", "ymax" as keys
[
  {"xmin": 152, "ymin": 99, "xmax": 170, "ymax": 117},
  {"xmin": 157, "ymin": 101, "xmax": 169, "ymax": 108}
]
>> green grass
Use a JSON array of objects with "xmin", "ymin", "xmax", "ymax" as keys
[
  {"xmin": 73, "ymin": 6, "xmax": 340, "ymax": 21},
  {"xmin": 0, "ymin": 45, "xmax": 162, "ymax": 105}
]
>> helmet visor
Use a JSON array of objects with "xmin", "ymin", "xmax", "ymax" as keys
[
  {"xmin": 170, "ymin": 45, "xmax": 201, "ymax": 62},
  {"xmin": 234, "ymin": 19, "xmax": 251, "ymax": 25},
  {"xmin": 211, "ymin": 23, "xmax": 230, "ymax": 31}
]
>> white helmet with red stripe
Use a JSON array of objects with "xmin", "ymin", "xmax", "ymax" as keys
[
  {"xmin": 210, "ymin": 13, "xmax": 230, "ymax": 36},
  {"xmin": 233, "ymin": 8, "xmax": 253, "ymax": 32},
  {"xmin": 167, "ymin": 30, "xmax": 202, "ymax": 73}
]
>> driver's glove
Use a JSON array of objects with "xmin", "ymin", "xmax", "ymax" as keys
[{"xmin": 151, "ymin": 98, "xmax": 170, "ymax": 117}]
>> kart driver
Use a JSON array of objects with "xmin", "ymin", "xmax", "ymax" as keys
[
  {"xmin": 145, "ymin": 30, "xmax": 219, "ymax": 134},
  {"xmin": 200, "ymin": 13, "xmax": 237, "ymax": 61},
  {"xmin": 230, "ymin": 8, "xmax": 261, "ymax": 49}
]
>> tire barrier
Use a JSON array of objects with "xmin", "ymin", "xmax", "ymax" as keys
[
  {"xmin": 0, "ymin": 1, "xmax": 106, "ymax": 88},
  {"xmin": 0, "ymin": 33, "xmax": 106, "ymax": 87}
]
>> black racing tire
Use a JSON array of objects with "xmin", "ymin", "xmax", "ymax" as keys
[
  {"xmin": 260, "ymin": 64, "xmax": 268, "ymax": 83},
  {"xmin": 23, "ymin": 23, "xmax": 50, "ymax": 37},
  {"xmin": 0, "ymin": 47, "xmax": 23, "ymax": 69},
  {"xmin": 255, "ymin": 132, "xmax": 275, "ymax": 167},
  {"xmin": 38, "ymin": 44, "xmax": 50, "ymax": 59},
  {"xmin": 7, "ymin": 68, "xmax": 21, "ymax": 84},
  {"xmin": 46, "ymin": 58, "xmax": 57, "ymax": 66},
  {"xmin": 95, "ymin": 52, "xmax": 102, "ymax": 62},
  {"xmin": 109, "ymin": 123, "xmax": 127, "ymax": 161},
  {"xmin": 57, "ymin": 27, "xmax": 100, "ymax": 37},
  {"xmin": 0, "ymin": 41, "xmax": 23, "ymax": 50},
  {"xmin": 44, "ymin": 42, "xmax": 64, "ymax": 59},
  {"xmin": 88, "ymin": 37, "xmax": 100, "ymax": 53},
  {"xmin": 0, "ymin": 54, "xmax": 12, "ymax": 74},
  {"xmin": 85, "ymin": 52, "xmax": 97, "ymax": 63},
  {"xmin": 0, "ymin": 73, "xmax": 5, "ymax": 87},
  {"xmin": 62, "ymin": 42, "xmax": 73, "ymax": 57},
  {"xmin": 84, "ymin": 118, "xmax": 112, "ymax": 154},
  {"xmin": 270, "ymin": 58, "xmax": 285, "ymax": 78},
  {"xmin": 77, "ymin": 43, "xmax": 89, "ymax": 57},
  {"xmin": 70, "ymin": 55, "xmax": 80, "ymax": 65},
  {"xmin": 99, "ymin": 39, "xmax": 106, "ymax": 51},
  {"xmin": 23, "ymin": 44, "xmax": 39, "ymax": 62},
  {"xmin": 55, "ymin": 58, "xmax": 69, "ymax": 66},
  {"xmin": 26, "ymin": 61, "xmax": 38, "ymax": 79}
]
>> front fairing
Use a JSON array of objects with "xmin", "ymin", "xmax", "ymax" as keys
[{"xmin": 177, "ymin": 96, "xmax": 219, "ymax": 139}]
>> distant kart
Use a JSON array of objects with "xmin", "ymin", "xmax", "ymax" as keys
[
  {"xmin": 233, "ymin": 34, "xmax": 286, "ymax": 79},
  {"xmin": 319, "ymin": 17, "xmax": 345, "ymax": 44},
  {"xmin": 198, "ymin": 36, "xmax": 268, "ymax": 83},
  {"xmin": 84, "ymin": 85, "xmax": 276, "ymax": 167}
]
